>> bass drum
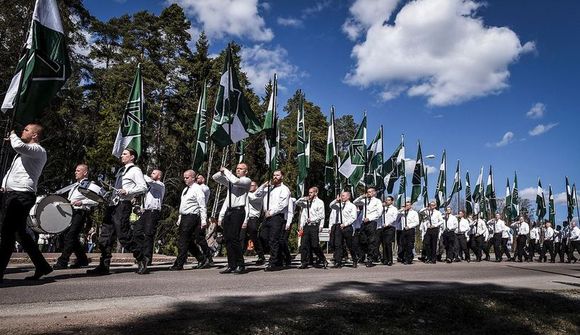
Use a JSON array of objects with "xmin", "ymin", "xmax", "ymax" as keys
[{"xmin": 27, "ymin": 195, "xmax": 73, "ymax": 234}]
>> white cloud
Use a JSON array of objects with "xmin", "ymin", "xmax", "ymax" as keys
[
  {"xmin": 343, "ymin": 0, "xmax": 535, "ymax": 106},
  {"xmin": 519, "ymin": 187, "xmax": 567, "ymax": 206},
  {"xmin": 487, "ymin": 131, "xmax": 514, "ymax": 147},
  {"xmin": 302, "ymin": 0, "xmax": 331, "ymax": 17},
  {"xmin": 526, "ymin": 102, "xmax": 545, "ymax": 119},
  {"xmin": 170, "ymin": 0, "xmax": 273, "ymax": 42},
  {"xmin": 404, "ymin": 158, "xmax": 436, "ymax": 176},
  {"xmin": 528, "ymin": 123, "xmax": 558, "ymax": 136},
  {"xmin": 277, "ymin": 17, "xmax": 303, "ymax": 27},
  {"xmin": 554, "ymin": 192, "xmax": 568, "ymax": 205},
  {"xmin": 240, "ymin": 45, "xmax": 303, "ymax": 95}
]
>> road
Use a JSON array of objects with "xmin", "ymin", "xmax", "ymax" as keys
[{"xmin": 1, "ymin": 258, "xmax": 579, "ymax": 334}]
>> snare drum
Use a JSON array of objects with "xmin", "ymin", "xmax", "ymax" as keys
[
  {"xmin": 27, "ymin": 195, "xmax": 73, "ymax": 234},
  {"xmin": 78, "ymin": 180, "xmax": 106, "ymax": 203}
]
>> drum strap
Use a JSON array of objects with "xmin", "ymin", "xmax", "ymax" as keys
[{"xmin": 54, "ymin": 182, "xmax": 77, "ymax": 195}]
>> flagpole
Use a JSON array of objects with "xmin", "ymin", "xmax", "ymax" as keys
[{"xmin": 574, "ymin": 184, "xmax": 580, "ymax": 224}]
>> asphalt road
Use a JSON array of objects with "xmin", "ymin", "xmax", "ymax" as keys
[{"xmin": 1, "ymin": 258, "xmax": 579, "ymax": 334}]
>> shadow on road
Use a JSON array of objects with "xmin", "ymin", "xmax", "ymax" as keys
[{"xmin": 44, "ymin": 280, "xmax": 579, "ymax": 335}]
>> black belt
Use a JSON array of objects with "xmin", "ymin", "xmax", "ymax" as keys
[
  {"xmin": 226, "ymin": 206, "xmax": 245, "ymax": 211},
  {"xmin": 182, "ymin": 213, "xmax": 199, "ymax": 217}
]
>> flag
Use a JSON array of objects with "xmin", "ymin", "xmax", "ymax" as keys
[
  {"xmin": 236, "ymin": 139, "xmax": 245, "ymax": 163},
  {"xmin": 305, "ymin": 131, "xmax": 311, "ymax": 169},
  {"xmin": 465, "ymin": 171, "xmax": 473, "ymax": 216},
  {"xmin": 435, "ymin": 150, "xmax": 447, "ymax": 208},
  {"xmin": 366, "ymin": 126, "xmax": 383, "ymax": 189},
  {"xmin": 296, "ymin": 92, "xmax": 308, "ymax": 196},
  {"xmin": 536, "ymin": 178, "xmax": 546, "ymax": 220},
  {"xmin": 410, "ymin": 141, "xmax": 423, "ymax": 204},
  {"xmin": 324, "ymin": 106, "xmax": 339, "ymax": 195},
  {"xmin": 264, "ymin": 74, "xmax": 278, "ymax": 171},
  {"xmin": 566, "ymin": 177, "xmax": 574, "ymax": 221},
  {"xmin": 396, "ymin": 160, "xmax": 406, "ymax": 209},
  {"xmin": 511, "ymin": 171, "xmax": 520, "ymax": 219},
  {"xmin": 210, "ymin": 45, "xmax": 261, "ymax": 147},
  {"xmin": 2, "ymin": 0, "xmax": 71, "ymax": 125},
  {"xmin": 192, "ymin": 81, "xmax": 208, "ymax": 172},
  {"xmin": 548, "ymin": 185, "xmax": 556, "ymax": 224},
  {"xmin": 422, "ymin": 165, "xmax": 429, "ymax": 209},
  {"xmin": 485, "ymin": 166, "xmax": 497, "ymax": 215},
  {"xmin": 382, "ymin": 136, "xmax": 404, "ymax": 194},
  {"xmin": 339, "ymin": 113, "xmax": 367, "ymax": 187},
  {"xmin": 504, "ymin": 178, "xmax": 512, "ymax": 221},
  {"xmin": 447, "ymin": 160, "xmax": 462, "ymax": 206},
  {"xmin": 472, "ymin": 167, "xmax": 484, "ymax": 214},
  {"xmin": 112, "ymin": 64, "xmax": 144, "ymax": 158}
]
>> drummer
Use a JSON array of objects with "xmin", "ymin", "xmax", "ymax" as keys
[
  {"xmin": 53, "ymin": 164, "xmax": 98, "ymax": 270},
  {"xmin": 0, "ymin": 124, "xmax": 53, "ymax": 282}
]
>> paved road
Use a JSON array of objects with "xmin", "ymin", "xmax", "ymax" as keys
[{"xmin": 1, "ymin": 258, "xmax": 579, "ymax": 334}]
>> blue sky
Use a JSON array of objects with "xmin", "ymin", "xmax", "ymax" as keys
[{"xmin": 85, "ymin": 0, "xmax": 580, "ymax": 222}]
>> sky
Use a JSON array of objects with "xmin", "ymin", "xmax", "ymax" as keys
[{"xmin": 85, "ymin": 0, "xmax": 580, "ymax": 223}]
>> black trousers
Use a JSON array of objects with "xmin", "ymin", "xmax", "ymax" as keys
[
  {"xmin": 360, "ymin": 221, "xmax": 377, "ymax": 262},
  {"xmin": 260, "ymin": 214, "xmax": 284, "ymax": 266},
  {"xmin": 300, "ymin": 224, "xmax": 326, "ymax": 264},
  {"xmin": 280, "ymin": 225, "xmax": 292, "ymax": 265},
  {"xmin": 57, "ymin": 209, "xmax": 90, "ymax": 266},
  {"xmin": 98, "ymin": 201, "xmax": 137, "ymax": 266},
  {"xmin": 332, "ymin": 225, "xmax": 359, "ymax": 264},
  {"xmin": 442, "ymin": 230, "xmax": 457, "ymax": 260},
  {"xmin": 493, "ymin": 233, "xmax": 503, "ymax": 260},
  {"xmin": 482, "ymin": 240, "xmax": 491, "ymax": 259},
  {"xmin": 555, "ymin": 242, "xmax": 564, "ymax": 262},
  {"xmin": 568, "ymin": 241, "xmax": 580, "ymax": 261},
  {"xmin": 455, "ymin": 234, "xmax": 469, "ymax": 260},
  {"xmin": 469, "ymin": 235, "xmax": 483, "ymax": 261},
  {"xmin": 374, "ymin": 227, "xmax": 384, "ymax": 261},
  {"xmin": 515, "ymin": 235, "xmax": 528, "ymax": 261},
  {"xmin": 424, "ymin": 227, "xmax": 440, "ymax": 262},
  {"xmin": 396, "ymin": 230, "xmax": 404, "ymax": 261},
  {"xmin": 529, "ymin": 240, "xmax": 538, "ymax": 260},
  {"xmin": 223, "ymin": 207, "xmax": 245, "ymax": 268},
  {"xmin": 541, "ymin": 240, "xmax": 555, "ymax": 261},
  {"xmin": 380, "ymin": 226, "xmax": 396, "ymax": 263},
  {"xmin": 0, "ymin": 192, "xmax": 51, "ymax": 276},
  {"xmin": 175, "ymin": 214, "xmax": 208, "ymax": 266},
  {"xmin": 240, "ymin": 217, "xmax": 264, "ymax": 258},
  {"xmin": 400, "ymin": 228, "xmax": 415, "ymax": 263},
  {"xmin": 132, "ymin": 209, "xmax": 160, "ymax": 262}
]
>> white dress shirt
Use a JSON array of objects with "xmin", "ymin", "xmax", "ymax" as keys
[
  {"xmin": 2, "ymin": 134, "xmax": 47, "ymax": 192},
  {"xmin": 353, "ymin": 196, "xmax": 383, "ymax": 222},
  {"xmin": 530, "ymin": 227, "xmax": 539, "ymax": 241},
  {"xmin": 214, "ymin": 168, "xmax": 251, "ymax": 222},
  {"xmin": 263, "ymin": 183, "xmax": 291, "ymax": 219},
  {"xmin": 115, "ymin": 163, "xmax": 148, "ymax": 201},
  {"xmin": 144, "ymin": 175, "xmax": 165, "ymax": 210},
  {"xmin": 200, "ymin": 183, "xmax": 210, "ymax": 204},
  {"xmin": 296, "ymin": 197, "xmax": 325, "ymax": 228},
  {"xmin": 544, "ymin": 227, "xmax": 555, "ymax": 241},
  {"xmin": 420, "ymin": 208, "xmax": 444, "ymax": 228},
  {"xmin": 398, "ymin": 209, "xmax": 419, "ymax": 230},
  {"xmin": 68, "ymin": 178, "xmax": 98, "ymax": 210},
  {"xmin": 517, "ymin": 221, "xmax": 530, "ymax": 235},
  {"xmin": 570, "ymin": 226, "xmax": 580, "ymax": 241},
  {"xmin": 443, "ymin": 214, "xmax": 458, "ymax": 231},
  {"xmin": 472, "ymin": 218, "xmax": 486, "ymax": 236},
  {"xmin": 456, "ymin": 218, "xmax": 470, "ymax": 234},
  {"xmin": 329, "ymin": 200, "xmax": 358, "ymax": 227},
  {"xmin": 286, "ymin": 197, "xmax": 296, "ymax": 229},
  {"xmin": 328, "ymin": 208, "xmax": 338, "ymax": 226},
  {"xmin": 244, "ymin": 185, "xmax": 265, "ymax": 222},
  {"xmin": 179, "ymin": 183, "xmax": 207, "ymax": 224},
  {"xmin": 382, "ymin": 205, "xmax": 399, "ymax": 228}
]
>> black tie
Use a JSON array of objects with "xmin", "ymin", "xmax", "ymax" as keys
[{"xmin": 182, "ymin": 187, "xmax": 189, "ymax": 196}]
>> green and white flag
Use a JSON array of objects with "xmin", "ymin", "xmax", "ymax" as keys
[
  {"xmin": 411, "ymin": 141, "xmax": 423, "ymax": 204},
  {"xmin": 472, "ymin": 167, "xmax": 484, "ymax": 214},
  {"xmin": 422, "ymin": 165, "xmax": 429, "ymax": 209},
  {"xmin": 536, "ymin": 178, "xmax": 546, "ymax": 220},
  {"xmin": 112, "ymin": 64, "xmax": 144, "ymax": 158},
  {"xmin": 366, "ymin": 126, "xmax": 384, "ymax": 189},
  {"xmin": 548, "ymin": 185, "xmax": 556, "ymax": 224},
  {"xmin": 236, "ymin": 139, "xmax": 245, "ymax": 163},
  {"xmin": 263, "ymin": 74, "xmax": 278, "ymax": 170},
  {"xmin": 324, "ymin": 106, "xmax": 339, "ymax": 195},
  {"xmin": 485, "ymin": 166, "xmax": 497, "ymax": 215},
  {"xmin": 566, "ymin": 177, "xmax": 574, "ymax": 221},
  {"xmin": 296, "ymin": 92, "xmax": 308, "ymax": 196},
  {"xmin": 465, "ymin": 171, "xmax": 473, "ymax": 216},
  {"xmin": 210, "ymin": 45, "xmax": 261, "ymax": 147},
  {"xmin": 396, "ymin": 159, "xmax": 406, "ymax": 209},
  {"xmin": 383, "ymin": 137, "xmax": 404, "ymax": 194},
  {"xmin": 2, "ymin": 0, "xmax": 71, "ymax": 125},
  {"xmin": 305, "ymin": 131, "xmax": 311, "ymax": 169},
  {"xmin": 511, "ymin": 171, "xmax": 520, "ymax": 219},
  {"xmin": 435, "ymin": 150, "xmax": 447, "ymax": 208},
  {"xmin": 192, "ymin": 81, "xmax": 208, "ymax": 172},
  {"xmin": 339, "ymin": 113, "xmax": 367, "ymax": 187},
  {"xmin": 504, "ymin": 178, "xmax": 512, "ymax": 221},
  {"xmin": 447, "ymin": 160, "xmax": 462, "ymax": 206}
]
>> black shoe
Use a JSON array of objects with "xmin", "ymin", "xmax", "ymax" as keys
[
  {"xmin": 169, "ymin": 264, "xmax": 184, "ymax": 271},
  {"xmin": 386, "ymin": 261, "xmax": 393, "ymax": 266},
  {"xmin": 298, "ymin": 263, "xmax": 308, "ymax": 269},
  {"xmin": 365, "ymin": 262, "xmax": 374, "ymax": 268},
  {"xmin": 87, "ymin": 265, "xmax": 110, "ymax": 275},
  {"xmin": 70, "ymin": 260, "xmax": 89, "ymax": 269},
  {"xmin": 233, "ymin": 266, "xmax": 246, "ymax": 274},
  {"xmin": 220, "ymin": 267, "xmax": 234, "ymax": 274},
  {"xmin": 196, "ymin": 258, "xmax": 211, "ymax": 269},
  {"xmin": 137, "ymin": 257, "xmax": 150, "ymax": 275},
  {"xmin": 322, "ymin": 260, "xmax": 328, "ymax": 269},
  {"xmin": 25, "ymin": 267, "xmax": 53, "ymax": 280},
  {"xmin": 255, "ymin": 257, "xmax": 266, "ymax": 266},
  {"xmin": 445, "ymin": 259, "xmax": 452, "ymax": 264},
  {"xmin": 53, "ymin": 263, "xmax": 68, "ymax": 270},
  {"xmin": 264, "ymin": 264, "xmax": 282, "ymax": 272},
  {"xmin": 332, "ymin": 263, "xmax": 342, "ymax": 269}
]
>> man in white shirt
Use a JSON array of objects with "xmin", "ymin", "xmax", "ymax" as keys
[
  {"xmin": 296, "ymin": 187, "xmax": 327, "ymax": 269},
  {"xmin": 454, "ymin": 211, "xmax": 471, "ymax": 262},
  {"xmin": 398, "ymin": 200, "xmax": 419, "ymax": 265},
  {"xmin": 567, "ymin": 221, "xmax": 580, "ymax": 263},
  {"xmin": 259, "ymin": 170, "xmax": 290, "ymax": 271},
  {"xmin": 554, "ymin": 224, "xmax": 565, "ymax": 262},
  {"xmin": 490, "ymin": 213, "xmax": 511, "ymax": 262},
  {"xmin": 419, "ymin": 201, "xmax": 443, "ymax": 264},
  {"xmin": 0, "ymin": 124, "xmax": 51, "ymax": 282},
  {"xmin": 196, "ymin": 174, "xmax": 210, "ymax": 204},
  {"xmin": 511, "ymin": 217, "xmax": 529, "ymax": 262},
  {"xmin": 469, "ymin": 214, "xmax": 487, "ymax": 262},
  {"xmin": 54, "ymin": 164, "xmax": 98, "ymax": 270},
  {"xmin": 170, "ymin": 170, "xmax": 211, "ymax": 271},
  {"xmin": 442, "ymin": 207, "xmax": 458, "ymax": 263},
  {"xmin": 540, "ymin": 221, "xmax": 555, "ymax": 263},
  {"xmin": 131, "ymin": 169, "xmax": 165, "ymax": 274},
  {"xmin": 214, "ymin": 164, "xmax": 251, "ymax": 274},
  {"xmin": 380, "ymin": 195, "xmax": 398, "ymax": 266},
  {"xmin": 529, "ymin": 223, "xmax": 540, "ymax": 262},
  {"xmin": 353, "ymin": 187, "xmax": 382, "ymax": 267},
  {"xmin": 329, "ymin": 191, "xmax": 359, "ymax": 268},
  {"xmin": 240, "ymin": 181, "xmax": 266, "ymax": 265},
  {"xmin": 88, "ymin": 148, "xmax": 148, "ymax": 276}
]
